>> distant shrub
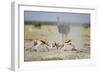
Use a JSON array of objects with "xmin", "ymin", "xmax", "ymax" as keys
[
  {"xmin": 34, "ymin": 23, "xmax": 42, "ymax": 29},
  {"xmin": 83, "ymin": 23, "xmax": 90, "ymax": 28}
]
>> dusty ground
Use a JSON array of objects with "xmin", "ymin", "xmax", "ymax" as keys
[
  {"xmin": 24, "ymin": 47, "xmax": 90, "ymax": 61},
  {"xmin": 24, "ymin": 24, "xmax": 90, "ymax": 62}
]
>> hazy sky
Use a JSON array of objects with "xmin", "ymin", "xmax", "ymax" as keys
[{"xmin": 24, "ymin": 11, "xmax": 90, "ymax": 23}]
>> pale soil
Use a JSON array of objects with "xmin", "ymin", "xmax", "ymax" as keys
[{"xmin": 24, "ymin": 47, "xmax": 90, "ymax": 61}]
